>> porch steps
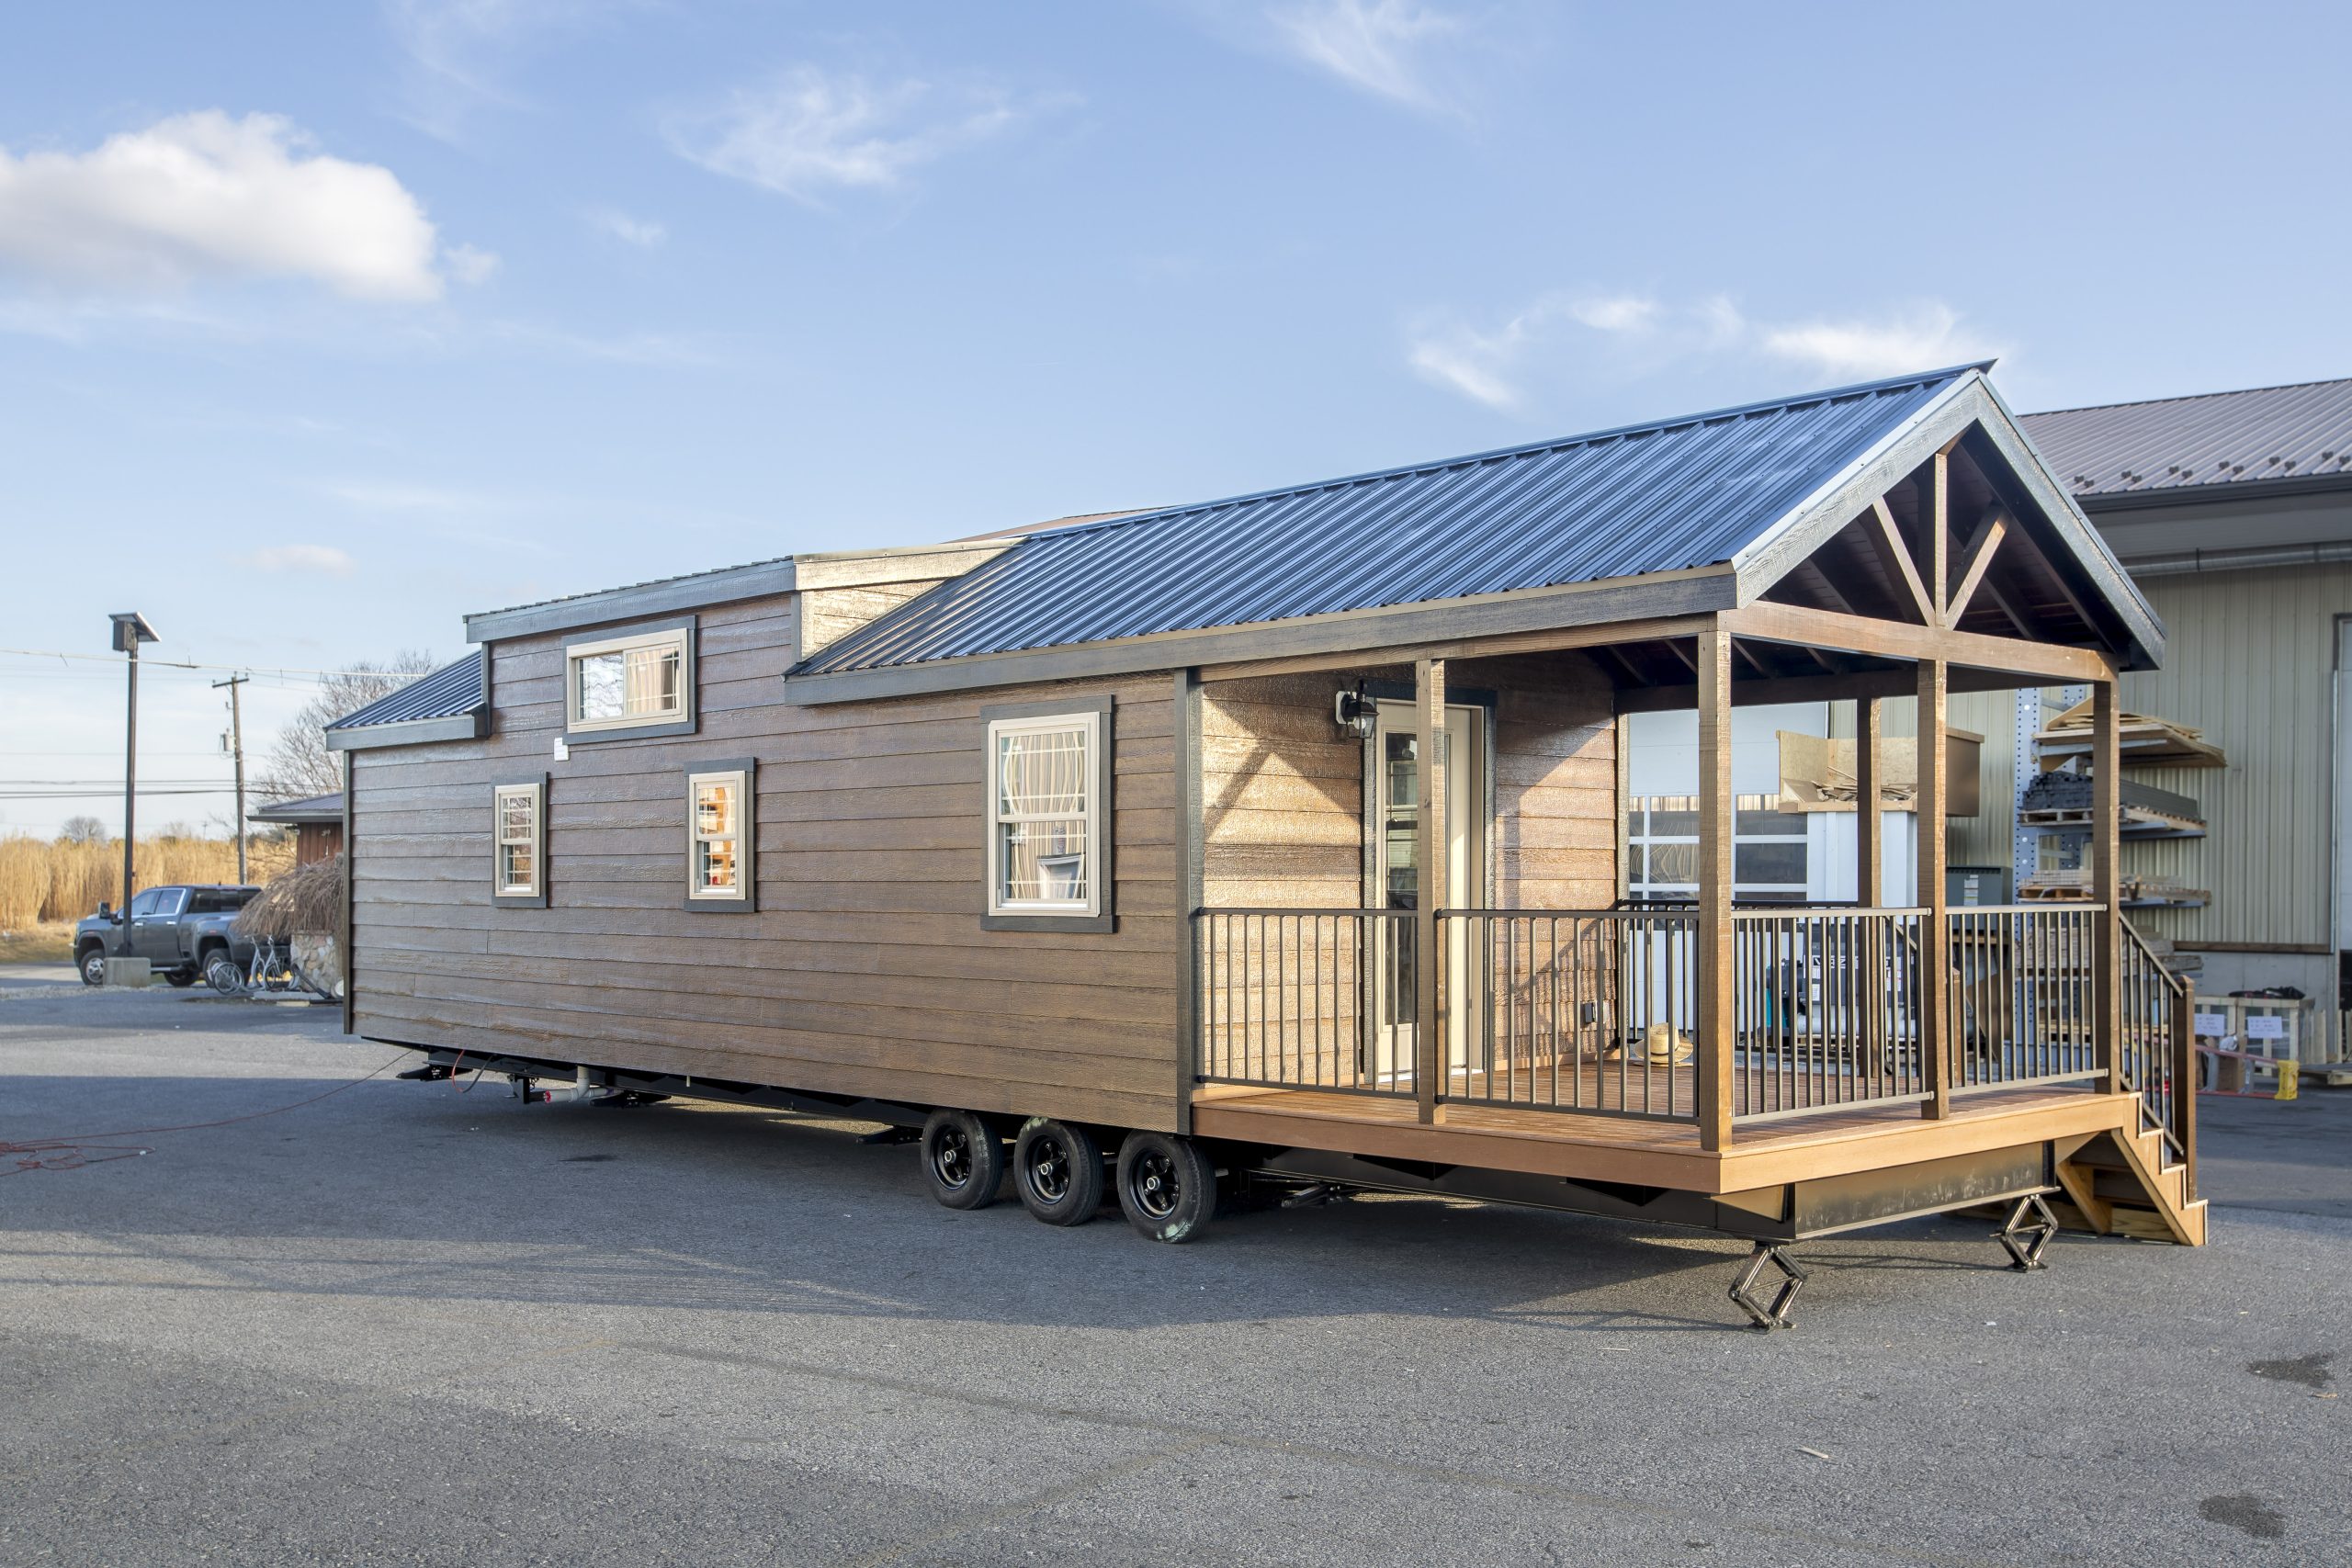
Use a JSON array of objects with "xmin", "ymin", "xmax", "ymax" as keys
[{"xmin": 2052, "ymin": 1122, "xmax": 2206, "ymax": 1246}]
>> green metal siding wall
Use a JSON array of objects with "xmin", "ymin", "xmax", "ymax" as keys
[{"xmin": 2118, "ymin": 562, "xmax": 2352, "ymax": 952}]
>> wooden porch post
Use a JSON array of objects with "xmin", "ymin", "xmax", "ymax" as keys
[
  {"xmin": 1695, "ymin": 626, "xmax": 1734, "ymax": 1150},
  {"xmin": 1414, "ymin": 656, "xmax": 1447, "ymax": 1125},
  {"xmin": 1855, "ymin": 697, "xmax": 1883, "ymax": 907},
  {"xmin": 2093, "ymin": 678, "xmax": 2122, "ymax": 1096},
  {"xmin": 1918, "ymin": 658, "xmax": 1951, "ymax": 1119},
  {"xmin": 1172, "ymin": 668, "xmax": 1202, "ymax": 1136}
]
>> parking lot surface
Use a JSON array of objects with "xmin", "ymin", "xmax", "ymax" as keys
[{"xmin": 5, "ymin": 981, "xmax": 2348, "ymax": 1566}]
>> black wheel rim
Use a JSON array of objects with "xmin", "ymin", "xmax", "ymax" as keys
[
  {"xmin": 932, "ymin": 1128, "xmax": 973, "ymax": 1190},
  {"xmin": 1026, "ymin": 1136, "xmax": 1071, "ymax": 1202},
  {"xmin": 1130, "ymin": 1150, "xmax": 1181, "ymax": 1219}
]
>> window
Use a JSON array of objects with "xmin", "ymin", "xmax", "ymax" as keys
[
  {"xmin": 492, "ymin": 778, "xmax": 547, "ymax": 907},
  {"xmin": 564, "ymin": 620, "xmax": 695, "ymax": 740},
  {"xmin": 684, "ymin": 760, "xmax": 755, "ymax": 911},
  {"xmin": 982, "ymin": 698, "xmax": 1114, "ymax": 931},
  {"xmin": 1625, "ymin": 793, "xmax": 1811, "ymax": 905},
  {"xmin": 128, "ymin": 888, "xmax": 164, "ymax": 919}
]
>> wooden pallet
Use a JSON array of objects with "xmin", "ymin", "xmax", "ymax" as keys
[
  {"xmin": 2019, "ymin": 806, "xmax": 2206, "ymax": 840},
  {"xmin": 2034, "ymin": 699, "xmax": 2228, "ymax": 772}
]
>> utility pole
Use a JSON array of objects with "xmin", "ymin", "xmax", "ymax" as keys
[
  {"xmin": 108, "ymin": 613, "xmax": 159, "ymax": 954},
  {"xmin": 214, "ymin": 672, "xmax": 249, "ymax": 884}
]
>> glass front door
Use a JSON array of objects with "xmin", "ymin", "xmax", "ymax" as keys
[{"xmin": 1370, "ymin": 700, "xmax": 1482, "ymax": 1082}]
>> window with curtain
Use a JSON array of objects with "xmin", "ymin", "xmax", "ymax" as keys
[
  {"xmin": 987, "ymin": 712, "xmax": 1101, "ymax": 918},
  {"xmin": 685, "ymin": 762, "xmax": 753, "ymax": 907},
  {"xmin": 493, "ymin": 781, "xmax": 543, "ymax": 901},
  {"xmin": 565, "ymin": 624, "xmax": 693, "ymax": 737}
]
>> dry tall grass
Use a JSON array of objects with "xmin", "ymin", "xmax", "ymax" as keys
[{"xmin": 0, "ymin": 833, "xmax": 294, "ymax": 929}]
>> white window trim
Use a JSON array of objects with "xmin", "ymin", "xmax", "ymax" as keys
[
  {"xmin": 686, "ymin": 766, "xmax": 752, "ymax": 904},
  {"xmin": 493, "ymin": 781, "xmax": 544, "ymax": 899},
  {"xmin": 986, "ymin": 709, "xmax": 1102, "ymax": 919},
  {"xmin": 565, "ymin": 626, "xmax": 693, "ymax": 736}
]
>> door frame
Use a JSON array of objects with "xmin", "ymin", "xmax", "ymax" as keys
[{"xmin": 1360, "ymin": 682, "xmax": 1497, "ymax": 1080}]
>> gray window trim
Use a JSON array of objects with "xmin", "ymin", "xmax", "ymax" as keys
[
  {"xmin": 683, "ymin": 756, "xmax": 758, "ymax": 913},
  {"xmin": 492, "ymin": 773, "xmax": 549, "ymax": 909},
  {"xmin": 978, "ymin": 694, "xmax": 1115, "ymax": 934},
  {"xmin": 561, "ymin": 615, "xmax": 699, "ymax": 746}
]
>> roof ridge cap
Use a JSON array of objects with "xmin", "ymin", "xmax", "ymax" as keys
[{"xmin": 2026, "ymin": 375, "xmax": 2352, "ymax": 419}]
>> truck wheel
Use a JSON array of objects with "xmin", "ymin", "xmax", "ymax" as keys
[
  {"xmin": 78, "ymin": 947, "xmax": 107, "ymax": 987},
  {"xmin": 164, "ymin": 967, "xmax": 198, "ymax": 987},
  {"xmin": 203, "ymin": 952, "xmax": 243, "ymax": 995},
  {"xmin": 1012, "ymin": 1118, "xmax": 1103, "ymax": 1226},
  {"xmin": 921, "ymin": 1109, "xmax": 1004, "ymax": 1211},
  {"xmin": 1114, "ymin": 1132, "xmax": 1217, "ymax": 1244}
]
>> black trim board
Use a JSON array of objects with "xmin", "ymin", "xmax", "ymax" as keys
[
  {"xmin": 783, "ymin": 572, "xmax": 1738, "ymax": 705},
  {"xmin": 978, "ymin": 694, "xmax": 1115, "ymax": 934},
  {"xmin": 467, "ymin": 559, "xmax": 796, "ymax": 644},
  {"xmin": 325, "ymin": 710, "xmax": 489, "ymax": 751}
]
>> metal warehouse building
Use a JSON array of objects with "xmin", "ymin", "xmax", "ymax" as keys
[{"xmin": 2020, "ymin": 378, "xmax": 2352, "ymax": 1036}]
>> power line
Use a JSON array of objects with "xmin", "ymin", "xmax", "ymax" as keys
[{"xmin": 0, "ymin": 647, "xmax": 432, "ymax": 680}]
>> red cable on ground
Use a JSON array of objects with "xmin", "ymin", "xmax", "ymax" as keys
[{"xmin": 0, "ymin": 1052, "xmax": 412, "ymax": 1178}]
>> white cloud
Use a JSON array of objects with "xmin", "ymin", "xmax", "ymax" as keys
[
  {"xmin": 586, "ymin": 208, "xmax": 665, "ymax": 247},
  {"xmin": 666, "ymin": 66, "xmax": 1043, "ymax": 204},
  {"xmin": 1758, "ymin": 303, "xmax": 1995, "ymax": 379},
  {"xmin": 1408, "ymin": 290, "xmax": 2002, "ymax": 412},
  {"xmin": 246, "ymin": 543, "xmax": 356, "ymax": 576},
  {"xmin": 1272, "ymin": 0, "xmax": 1463, "ymax": 111},
  {"xmin": 387, "ymin": 0, "xmax": 643, "ymax": 140},
  {"xmin": 0, "ymin": 112, "xmax": 486, "ymax": 302}
]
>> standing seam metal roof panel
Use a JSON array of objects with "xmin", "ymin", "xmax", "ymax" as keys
[
  {"xmin": 2020, "ymin": 378, "xmax": 2352, "ymax": 498},
  {"xmin": 796, "ymin": 367, "xmax": 1974, "ymax": 675},
  {"xmin": 324, "ymin": 651, "xmax": 486, "ymax": 730}
]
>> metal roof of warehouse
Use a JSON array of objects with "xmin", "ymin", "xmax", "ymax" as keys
[
  {"xmin": 794, "ymin": 366, "xmax": 1983, "ymax": 676},
  {"xmin": 326, "ymin": 651, "xmax": 486, "ymax": 730},
  {"xmin": 2020, "ymin": 377, "xmax": 2352, "ymax": 500}
]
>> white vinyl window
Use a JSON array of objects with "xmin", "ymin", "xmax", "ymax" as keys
[
  {"xmin": 567, "ymin": 626, "xmax": 691, "ymax": 735},
  {"xmin": 687, "ymin": 767, "xmax": 751, "ymax": 903},
  {"xmin": 987, "ymin": 711, "xmax": 1101, "ymax": 918},
  {"xmin": 494, "ymin": 782, "xmax": 543, "ymax": 899}
]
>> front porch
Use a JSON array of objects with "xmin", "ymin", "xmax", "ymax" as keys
[{"xmin": 1170, "ymin": 423, "xmax": 2202, "ymax": 1246}]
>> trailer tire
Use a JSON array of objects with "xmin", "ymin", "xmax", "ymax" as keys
[
  {"xmin": 1012, "ymin": 1118, "xmax": 1104, "ymax": 1226},
  {"xmin": 1114, "ymin": 1132, "xmax": 1216, "ymax": 1244},
  {"xmin": 920, "ymin": 1109, "xmax": 1004, "ymax": 1211}
]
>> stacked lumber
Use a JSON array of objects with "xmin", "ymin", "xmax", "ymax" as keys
[{"xmin": 2033, "ymin": 700, "xmax": 2227, "ymax": 771}]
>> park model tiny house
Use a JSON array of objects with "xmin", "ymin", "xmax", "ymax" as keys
[{"xmin": 330, "ymin": 366, "xmax": 2204, "ymax": 1326}]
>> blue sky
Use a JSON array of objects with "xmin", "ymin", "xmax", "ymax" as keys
[{"xmin": 2, "ymin": 1, "xmax": 2346, "ymax": 838}]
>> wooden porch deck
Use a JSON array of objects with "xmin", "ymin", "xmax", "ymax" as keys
[{"xmin": 1190, "ymin": 1077, "xmax": 2136, "ymax": 1196}]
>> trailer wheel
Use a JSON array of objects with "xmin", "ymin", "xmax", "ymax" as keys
[
  {"xmin": 1012, "ymin": 1118, "xmax": 1104, "ymax": 1225},
  {"xmin": 920, "ymin": 1110, "xmax": 1004, "ymax": 1211},
  {"xmin": 1114, "ymin": 1132, "xmax": 1216, "ymax": 1244}
]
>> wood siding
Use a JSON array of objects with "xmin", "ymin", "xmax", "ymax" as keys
[
  {"xmin": 352, "ymin": 592, "xmax": 1182, "ymax": 1131},
  {"xmin": 1481, "ymin": 652, "xmax": 1618, "ymax": 909}
]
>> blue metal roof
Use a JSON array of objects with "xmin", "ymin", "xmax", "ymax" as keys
[
  {"xmin": 795, "ymin": 367, "xmax": 1984, "ymax": 675},
  {"xmin": 326, "ymin": 652, "xmax": 486, "ymax": 730}
]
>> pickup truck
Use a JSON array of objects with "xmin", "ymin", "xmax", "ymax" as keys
[{"xmin": 74, "ymin": 885, "xmax": 262, "ymax": 990}]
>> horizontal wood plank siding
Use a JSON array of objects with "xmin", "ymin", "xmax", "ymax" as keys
[{"xmin": 352, "ymin": 591, "xmax": 1182, "ymax": 1131}]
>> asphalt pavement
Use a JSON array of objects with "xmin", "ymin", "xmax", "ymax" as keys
[{"xmin": 4, "ymin": 975, "xmax": 2347, "ymax": 1566}]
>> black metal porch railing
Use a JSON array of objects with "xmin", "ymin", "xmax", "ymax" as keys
[
  {"xmin": 1195, "ymin": 908, "xmax": 1418, "ymax": 1098},
  {"xmin": 2120, "ymin": 919, "xmax": 2193, "ymax": 1174},
  {"xmin": 1945, "ymin": 905, "xmax": 2104, "ymax": 1093},
  {"xmin": 1725, "ymin": 908, "xmax": 1929, "ymax": 1121},
  {"xmin": 1445, "ymin": 908, "xmax": 1697, "ymax": 1121}
]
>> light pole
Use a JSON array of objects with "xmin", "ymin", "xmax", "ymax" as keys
[
  {"xmin": 109, "ymin": 613, "xmax": 158, "ymax": 954},
  {"xmin": 214, "ymin": 672, "xmax": 249, "ymax": 884}
]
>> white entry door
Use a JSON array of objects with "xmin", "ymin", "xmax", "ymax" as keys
[{"xmin": 1370, "ymin": 699, "xmax": 1483, "ymax": 1082}]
